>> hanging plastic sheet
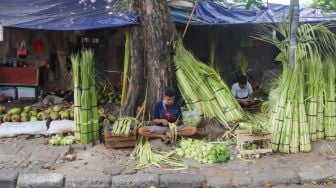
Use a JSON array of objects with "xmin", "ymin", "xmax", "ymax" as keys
[
  {"xmin": 0, "ymin": 0, "xmax": 138, "ymax": 30},
  {"xmin": 170, "ymin": 1, "xmax": 336, "ymax": 25}
]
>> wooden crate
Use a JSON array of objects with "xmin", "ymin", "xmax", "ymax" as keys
[
  {"xmin": 235, "ymin": 130, "xmax": 272, "ymax": 158},
  {"xmin": 103, "ymin": 131, "xmax": 137, "ymax": 149}
]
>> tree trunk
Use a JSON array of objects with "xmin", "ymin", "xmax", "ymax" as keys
[
  {"xmin": 121, "ymin": 25, "xmax": 144, "ymax": 116},
  {"xmin": 122, "ymin": 0, "xmax": 176, "ymax": 116},
  {"xmin": 141, "ymin": 0, "xmax": 176, "ymax": 113},
  {"xmin": 288, "ymin": 0, "xmax": 299, "ymax": 67}
]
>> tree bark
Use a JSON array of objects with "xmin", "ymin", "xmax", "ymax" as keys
[
  {"xmin": 141, "ymin": 0, "xmax": 176, "ymax": 113},
  {"xmin": 288, "ymin": 0, "xmax": 299, "ymax": 67},
  {"xmin": 122, "ymin": 0, "xmax": 176, "ymax": 116},
  {"xmin": 121, "ymin": 26, "xmax": 144, "ymax": 116},
  {"xmin": 121, "ymin": 0, "xmax": 144, "ymax": 116}
]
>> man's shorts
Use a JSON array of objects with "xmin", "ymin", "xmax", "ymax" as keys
[{"xmin": 148, "ymin": 125, "xmax": 186, "ymax": 134}]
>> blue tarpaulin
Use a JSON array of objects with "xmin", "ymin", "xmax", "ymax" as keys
[
  {"xmin": 170, "ymin": 1, "xmax": 336, "ymax": 25},
  {"xmin": 0, "ymin": 0, "xmax": 138, "ymax": 30},
  {"xmin": 0, "ymin": 0, "xmax": 335, "ymax": 30}
]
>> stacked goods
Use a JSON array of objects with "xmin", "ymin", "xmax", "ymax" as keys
[
  {"xmin": 2, "ymin": 106, "xmax": 39, "ymax": 122},
  {"xmin": 324, "ymin": 58, "xmax": 336, "ymax": 140},
  {"xmin": 174, "ymin": 41, "xmax": 245, "ymax": 127},
  {"xmin": 48, "ymin": 135, "xmax": 77, "ymax": 146},
  {"xmin": 256, "ymin": 22, "xmax": 336, "ymax": 153},
  {"xmin": 71, "ymin": 50, "xmax": 99, "ymax": 144},
  {"xmin": 175, "ymin": 138, "xmax": 230, "ymax": 164},
  {"xmin": 37, "ymin": 105, "xmax": 74, "ymax": 121},
  {"xmin": 305, "ymin": 56, "xmax": 324, "ymax": 141},
  {"xmin": 87, "ymin": 51, "xmax": 100, "ymax": 142},
  {"xmin": 269, "ymin": 66, "xmax": 311, "ymax": 153},
  {"xmin": 1, "ymin": 105, "xmax": 74, "ymax": 122},
  {"xmin": 96, "ymin": 83, "xmax": 121, "ymax": 105},
  {"xmin": 111, "ymin": 117, "xmax": 137, "ymax": 137}
]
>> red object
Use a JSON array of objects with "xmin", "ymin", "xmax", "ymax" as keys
[
  {"xmin": 255, "ymin": 86, "xmax": 263, "ymax": 93},
  {"xmin": 253, "ymin": 39, "xmax": 262, "ymax": 48},
  {"xmin": 33, "ymin": 40, "xmax": 44, "ymax": 54},
  {"xmin": 17, "ymin": 49, "xmax": 27, "ymax": 56},
  {"xmin": 163, "ymin": 108, "xmax": 177, "ymax": 123},
  {"xmin": 0, "ymin": 67, "xmax": 39, "ymax": 86}
]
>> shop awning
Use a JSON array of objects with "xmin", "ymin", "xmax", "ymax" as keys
[
  {"xmin": 170, "ymin": 1, "xmax": 336, "ymax": 25},
  {"xmin": 1, "ymin": 1, "xmax": 335, "ymax": 30},
  {"xmin": 0, "ymin": 0, "xmax": 138, "ymax": 30}
]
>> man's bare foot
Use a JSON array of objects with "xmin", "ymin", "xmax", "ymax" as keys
[{"xmin": 166, "ymin": 131, "xmax": 172, "ymax": 139}]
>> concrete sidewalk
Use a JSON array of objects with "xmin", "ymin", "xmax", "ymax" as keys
[{"xmin": 0, "ymin": 136, "xmax": 335, "ymax": 188}]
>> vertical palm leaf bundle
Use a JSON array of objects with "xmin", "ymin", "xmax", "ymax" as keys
[
  {"xmin": 234, "ymin": 52, "xmax": 249, "ymax": 76},
  {"xmin": 121, "ymin": 27, "xmax": 131, "ymax": 104},
  {"xmin": 270, "ymin": 65, "xmax": 310, "ymax": 153},
  {"xmin": 324, "ymin": 57, "xmax": 336, "ymax": 140},
  {"xmin": 71, "ymin": 50, "xmax": 99, "ymax": 144},
  {"xmin": 87, "ymin": 51, "xmax": 99, "ymax": 141},
  {"xmin": 255, "ymin": 22, "xmax": 336, "ymax": 152},
  {"xmin": 305, "ymin": 56, "xmax": 324, "ymax": 141},
  {"xmin": 71, "ymin": 55, "xmax": 81, "ymax": 140},
  {"xmin": 174, "ymin": 41, "xmax": 245, "ymax": 127}
]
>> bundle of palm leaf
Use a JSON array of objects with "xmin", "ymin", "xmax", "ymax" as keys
[
  {"xmin": 71, "ymin": 50, "xmax": 99, "ymax": 144},
  {"xmin": 324, "ymin": 57, "xmax": 336, "ymax": 140},
  {"xmin": 255, "ymin": 22, "xmax": 336, "ymax": 153},
  {"xmin": 174, "ymin": 41, "xmax": 245, "ymax": 127}
]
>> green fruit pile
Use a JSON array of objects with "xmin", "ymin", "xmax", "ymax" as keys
[
  {"xmin": 1, "ymin": 106, "xmax": 38, "ymax": 122},
  {"xmin": 96, "ymin": 84, "xmax": 121, "ymax": 105},
  {"xmin": 38, "ymin": 105, "xmax": 74, "ymax": 121},
  {"xmin": 176, "ymin": 138, "xmax": 231, "ymax": 164}
]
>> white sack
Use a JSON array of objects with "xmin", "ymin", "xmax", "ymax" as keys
[
  {"xmin": 46, "ymin": 120, "xmax": 75, "ymax": 135},
  {"xmin": 0, "ymin": 121, "xmax": 47, "ymax": 137}
]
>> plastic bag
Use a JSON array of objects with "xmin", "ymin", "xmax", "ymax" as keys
[{"xmin": 182, "ymin": 109, "xmax": 202, "ymax": 127}]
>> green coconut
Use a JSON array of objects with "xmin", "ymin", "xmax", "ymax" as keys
[
  {"xmin": 29, "ymin": 110, "xmax": 37, "ymax": 117},
  {"xmin": 42, "ymin": 113, "xmax": 51, "ymax": 121},
  {"xmin": 20, "ymin": 114, "xmax": 29, "ymax": 122},
  {"xmin": 61, "ymin": 111, "xmax": 70, "ymax": 120},
  {"xmin": 50, "ymin": 111, "xmax": 60, "ymax": 120},
  {"xmin": 3, "ymin": 114, "xmax": 11, "ymax": 122},
  {"xmin": 30, "ymin": 116, "xmax": 38, "ymax": 121},
  {"xmin": 44, "ymin": 108, "xmax": 53, "ymax": 114},
  {"xmin": 11, "ymin": 114, "xmax": 20, "ymax": 122},
  {"xmin": 20, "ymin": 112, "xmax": 28, "ymax": 117},
  {"xmin": 53, "ymin": 105, "xmax": 62, "ymax": 112},
  {"xmin": 37, "ymin": 112, "xmax": 44, "ymax": 120},
  {"xmin": 8, "ymin": 108, "xmax": 22, "ymax": 115},
  {"xmin": 23, "ymin": 106, "xmax": 33, "ymax": 112}
]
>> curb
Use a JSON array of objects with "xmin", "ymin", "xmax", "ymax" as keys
[{"xmin": 1, "ymin": 171, "xmax": 336, "ymax": 188}]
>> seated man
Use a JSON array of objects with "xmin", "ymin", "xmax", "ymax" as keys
[
  {"xmin": 138, "ymin": 87, "xmax": 197, "ymax": 143},
  {"xmin": 231, "ymin": 75, "xmax": 255, "ymax": 107}
]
